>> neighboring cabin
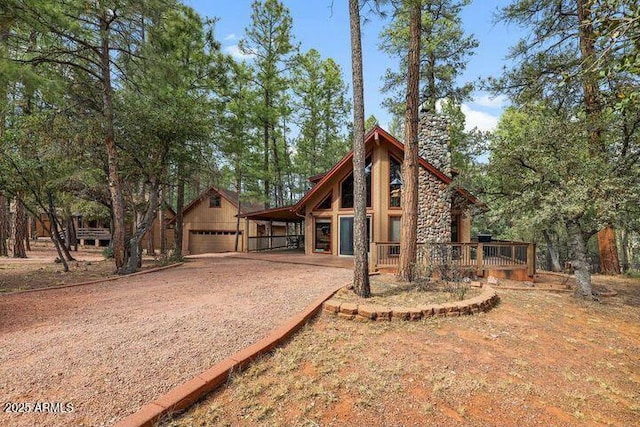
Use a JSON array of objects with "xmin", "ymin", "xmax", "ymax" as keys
[{"xmin": 34, "ymin": 207, "xmax": 176, "ymax": 251}]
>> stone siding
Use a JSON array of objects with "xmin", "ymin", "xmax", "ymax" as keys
[
  {"xmin": 418, "ymin": 114, "xmax": 450, "ymax": 173},
  {"xmin": 417, "ymin": 113, "xmax": 451, "ymax": 243},
  {"xmin": 417, "ymin": 170, "xmax": 451, "ymax": 243}
]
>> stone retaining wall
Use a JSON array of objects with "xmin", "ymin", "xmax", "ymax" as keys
[{"xmin": 323, "ymin": 287, "xmax": 499, "ymax": 322}]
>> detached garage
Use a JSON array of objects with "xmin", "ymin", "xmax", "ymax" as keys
[
  {"xmin": 178, "ymin": 186, "xmax": 265, "ymax": 255},
  {"xmin": 188, "ymin": 230, "xmax": 242, "ymax": 254}
]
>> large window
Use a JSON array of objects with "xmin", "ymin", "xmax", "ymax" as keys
[
  {"xmin": 341, "ymin": 156, "xmax": 372, "ymax": 208},
  {"xmin": 338, "ymin": 216, "xmax": 371, "ymax": 256},
  {"xmin": 389, "ymin": 155, "xmax": 402, "ymax": 208},
  {"xmin": 314, "ymin": 218, "xmax": 331, "ymax": 253}
]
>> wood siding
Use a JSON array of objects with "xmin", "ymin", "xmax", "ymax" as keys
[
  {"xmin": 183, "ymin": 192, "xmax": 247, "ymax": 254},
  {"xmin": 304, "ymin": 140, "xmax": 469, "ymax": 257}
]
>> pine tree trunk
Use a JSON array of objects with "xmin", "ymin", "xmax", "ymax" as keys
[
  {"xmin": 263, "ymin": 90, "xmax": 271, "ymax": 209},
  {"xmin": 348, "ymin": 0, "xmax": 370, "ymax": 298},
  {"xmin": 146, "ymin": 222, "xmax": 155, "ymax": 256},
  {"xmin": 235, "ymin": 171, "xmax": 242, "ymax": 252},
  {"xmin": 100, "ymin": 14, "xmax": 126, "ymax": 272},
  {"xmin": 0, "ymin": 22, "xmax": 8, "ymax": 256},
  {"xmin": 173, "ymin": 175, "xmax": 185, "ymax": 258},
  {"xmin": 24, "ymin": 215, "xmax": 31, "ymax": 252},
  {"xmin": 575, "ymin": 0, "xmax": 616, "ymax": 278},
  {"xmin": 272, "ymin": 132, "xmax": 284, "ymax": 206},
  {"xmin": 398, "ymin": 0, "xmax": 421, "ymax": 281},
  {"xmin": 0, "ymin": 194, "xmax": 7, "ymax": 256},
  {"xmin": 566, "ymin": 219, "xmax": 593, "ymax": 298},
  {"xmin": 159, "ymin": 189, "xmax": 166, "ymax": 254},
  {"xmin": 13, "ymin": 196, "xmax": 27, "ymax": 258},
  {"xmin": 597, "ymin": 226, "xmax": 620, "ymax": 274},
  {"xmin": 426, "ymin": 51, "xmax": 436, "ymax": 112},
  {"xmin": 542, "ymin": 229, "xmax": 563, "ymax": 272},
  {"xmin": 70, "ymin": 215, "xmax": 78, "ymax": 251}
]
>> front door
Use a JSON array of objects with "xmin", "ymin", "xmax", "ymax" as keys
[{"xmin": 338, "ymin": 216, "xmax": 371, "ymax": 256}]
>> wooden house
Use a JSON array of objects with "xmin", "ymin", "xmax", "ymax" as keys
[
  {"xmin": 180, "ymin": 186, "xmax": 288, "ymax": 255},
  {"xmin": 242, "ymin": 115, "xmax": 477, "ymax": 254},
  {"xmin": 240, "ymin": 114, "xmax": 536, "ymax": 279}
]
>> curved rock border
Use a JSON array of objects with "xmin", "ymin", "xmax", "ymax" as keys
[{"xmin": 323, "ymin": 286, "xmax": 499, "ymax": 321}]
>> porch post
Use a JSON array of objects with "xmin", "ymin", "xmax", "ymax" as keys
[
  {"xmin": 244, "ymin": 218, "xmax": 250, "ymax": 252},
  {"xmin": 369, "ymin": 242, "xmax": 377, "ymax": 273},
  {"xmin": 476, "ymin": 243, "xmax": 484, "ymax": 277},
  {"xmin": 268, "ymin": 221, "xmax": 273, "ymax": 249}
]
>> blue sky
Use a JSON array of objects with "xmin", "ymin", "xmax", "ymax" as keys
[{"xmin": 186, "ymin": 0, "xmax": 522, "ymax": 132}]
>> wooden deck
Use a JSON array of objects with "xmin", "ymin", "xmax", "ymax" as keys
[
  {"xmin": 232, "ymin": 241, "xmax": 536, "ymax": 279},
  {"xmin": 230, "ymin": 250, "xmax": 354, "ymax": 269},
  {"xmin": 373, "ymin": 241, "xmax": 536, "ymax": 277}
]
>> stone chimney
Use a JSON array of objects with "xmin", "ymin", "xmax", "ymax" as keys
[
  {"xmin": 416, "ymin": 112, "xmax": 452, "ymax": 243},
  {"xmin": 418, "ymin": 113, "xmax": 451, "ymax": 175}
]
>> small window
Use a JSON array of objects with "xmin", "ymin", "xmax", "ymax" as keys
[
  {"xmin": 314, "ymin": 218, "xmax": 331, "ymax": 253},
  {"xmin": 451, "ymin": 215, "xmax": 460, "ymax": 243},
  {"xmin": 316, "ymin": 192, "xmax": 332, "ymax": 210},
  {"xmin": 209, "ymin": 194, "xmax": 221, "ymax": 208}
]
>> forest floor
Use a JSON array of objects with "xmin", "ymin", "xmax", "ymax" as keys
[
  {"xmin": 165, "ymin": 273, "xmax": 640, "ymax": 427},
  {"xmin": 0, "ymin": 242, "xmax": 163, "ymax": 293}
]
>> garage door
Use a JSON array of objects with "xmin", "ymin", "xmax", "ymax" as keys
[{"xmin": 189, "ymin": 230, "xmax": 242, "ymax": 254}]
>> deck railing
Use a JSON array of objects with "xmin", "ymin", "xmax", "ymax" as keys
[
  {"xmin": 371, "ymin": 241, "xmax": 535, "ymax": 276},
  {"xmin": 248, "ymin": 234, "xmax": 304, "ymax": 252},
  {"xmin": 76, "ymin": 227, "xmax": 112, "ymax": 240}
]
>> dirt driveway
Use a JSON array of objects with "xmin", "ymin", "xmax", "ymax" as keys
[{"xmin": 0, "ymin": 256, "xmax": 352, "ymax": 427}]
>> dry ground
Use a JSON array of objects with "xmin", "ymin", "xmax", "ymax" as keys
[
  {"xmin": 166, "ymin": 274, "xmax": 640, "ymax": 427},
  {"xmin": 0, "ymin": 243, "xmax": 158, "ymax": 293},
  {"xmin": 0, "ymin": 254, "xmax": 352, "ymax": 427}
]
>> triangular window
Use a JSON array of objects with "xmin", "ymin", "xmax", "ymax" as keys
[{"xmin": 316, "ymin": 192, "xmax": 332, "ymax": 210}]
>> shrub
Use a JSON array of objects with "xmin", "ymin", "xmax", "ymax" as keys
[{"xmin": 102, "ymin": 246, "xmax": 114, "ymax": 259}]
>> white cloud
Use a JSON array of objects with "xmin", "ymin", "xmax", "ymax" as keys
[
  {"xmin": 460, "ymin": 104, "xmax": 499, "ymax": 132},
  {"xmin": 224, "ymin": 33, "xmax": 236, "ymax": 41},
  {"xmin": 224, "ymin": 45, "xmax": 254, "ymax": 61},
  {"xmin": 473, "ymin": 94, "xmax": 508, "ymax": 109}
]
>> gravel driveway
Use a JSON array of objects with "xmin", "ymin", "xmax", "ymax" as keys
[{"xmin": 0, "ymin": 256, "xmax": 352, "ymax": 427}]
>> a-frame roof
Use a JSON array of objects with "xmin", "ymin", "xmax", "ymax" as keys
[
  {"xmin": 238, "ymin": 125, "xmax": 482, "ymax": 222},
  {"xmin": 181, "ymin": 185, "xmax": 265, "ymax": 219},
  {"xmin": 291, "ymin": 125, "xmax": 480, "ymax": 212}
]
